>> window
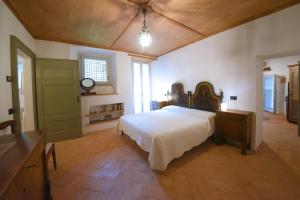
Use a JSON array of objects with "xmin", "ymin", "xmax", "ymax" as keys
[
  {"xmin": 81, "ymin": 55, "xmax": 111, "ymax": 85},
  {"xmin": 133, "ymin": 61, "xmax": 150, "ymax": 113}
]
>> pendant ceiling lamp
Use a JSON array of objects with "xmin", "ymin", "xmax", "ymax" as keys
[{"xmin": 139, "ymin": 7, "xmax": 152, "ymax": 47}]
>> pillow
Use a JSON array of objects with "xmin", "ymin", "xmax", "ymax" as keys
[
  {"xmin": 162, "ymin": 105, "xmax": 216, "ymax": 134},
  {"xmin": 162, "ymin": 105, "xmax": 216, "ymax": 120}
]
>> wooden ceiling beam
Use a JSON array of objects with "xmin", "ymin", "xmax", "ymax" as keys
[
  {"xmin": 150, "ymin": 6, "xmax": 205, "ymax": 37},
  {"xmin": 111, "ymin": 11, "xmax": 140, "ymax": 47}
]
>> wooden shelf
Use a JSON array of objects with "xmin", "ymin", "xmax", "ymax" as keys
[
  {"xmin": 87, "ymin": 118, "xmax": 120, "ymax": 126},
  {"xmin": 86, "ymin": 110, "xmax": 124, "ymax": 117},
  {"xmin": 87, "ymin": 102, "xmax": 124, "ymax": 125}
]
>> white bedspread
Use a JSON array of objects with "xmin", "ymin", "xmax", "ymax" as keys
[{"xmin": 117, "ymin": 106, "xmax": 216, "ymax": 170}]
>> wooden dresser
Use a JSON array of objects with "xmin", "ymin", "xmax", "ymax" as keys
[
  {"xmin": 215, "ymin": 109, "xmax": 252, "ymax": 155},
  {"xmin": 0, "ymin": 131, "xmax": 51, "ymax": 200}
]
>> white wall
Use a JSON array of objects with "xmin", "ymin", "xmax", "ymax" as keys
[
  {"xmin": 264, "ymin": 55, "xmax": 300, "ymax": 114},
  {"xmin": 151, "ymin": 4, "xmax": 300, "ymax": 149},
  {"xmin": 35, "ymin": 40, "xmax": 134, "ymax": 133},
  {"xmin": 0, "ymin": 1, "xmax": 36, "ymax": 134}
]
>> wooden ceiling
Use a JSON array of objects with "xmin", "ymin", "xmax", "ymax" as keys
[{"xmin": 4, "ymin": 0, "xmax": 300, "ymax": 58}]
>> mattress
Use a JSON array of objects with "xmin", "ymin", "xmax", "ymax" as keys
[{"xmin": 117, "ymin": 105, "xmax": 216, "ymax": 170}]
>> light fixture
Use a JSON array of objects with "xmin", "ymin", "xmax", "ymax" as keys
[
  {"xmin": 221, "ymin": 103, "xmax": 228, "ymax": 111},
  {"xmin": 165, "ymin": 90, "xmax": 171, "ymax": 101},
  {"xmin": 139, "ymin": 8, "xmax": 152, "ymax": 47}
]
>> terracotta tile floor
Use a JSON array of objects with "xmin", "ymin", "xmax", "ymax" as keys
[
  {"xmin": 49, "ymin": 113, "xmax": 300, "ymax": 200},
  {"xmin": 263, "ymin": 112, "xmax": 300, "ymax": 175}
]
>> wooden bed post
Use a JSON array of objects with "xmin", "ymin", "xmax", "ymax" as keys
[{"xmin": 187, "ymin": 91, "xmax": 192, "ymax": 108}]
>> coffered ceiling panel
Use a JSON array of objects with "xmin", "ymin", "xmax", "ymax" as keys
[{"xmin": 4, "ymin": 0, "xmax": 300, "ymax": 57}]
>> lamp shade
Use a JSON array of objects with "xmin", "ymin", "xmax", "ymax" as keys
[{"xmin": 221, "ymin": 103, "xmax": 228, "ymax": 111}]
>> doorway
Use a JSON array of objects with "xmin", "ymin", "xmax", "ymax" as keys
[
  {"xmin": 263, "ymin": 56, "xmax": 299, "ymax": 118},
  {"xmin": 133, "ymin": 61, "xmax": 150, "ymax": 113},
  {"xmin": 17, "ymin": 50, "xmax": 35, "ymax": 131},
  {"xmin": 263, "ymin": 74, "xmax": 285, "ymax": 114},
  {"xmin": 262, "ymin": 55, "xmax": 300, "ymax": 174},
  {"xmin": 10, "ymin": 36, "xmax": 37, "ymax": 133}
]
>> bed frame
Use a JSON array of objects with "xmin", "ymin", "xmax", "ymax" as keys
[
  {"xmin": 171, "ymin": 82, "xmax": 189, "ymax": 107},
  {"xmin": 170, "ymin": 81, "xmax": 222, "ymax": 112}
]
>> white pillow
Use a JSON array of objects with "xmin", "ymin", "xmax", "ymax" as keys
[
  {"xmin": 162, "ymin": 105, "xmax": 216, "ymax": 120},
  {"xmin": 162, "ymin": 105, "xmax": 216, "ymax": 134}
]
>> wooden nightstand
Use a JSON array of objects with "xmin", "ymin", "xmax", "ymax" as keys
[
  {"xmin": 215, "ymin": 109, "xmax": 252, "ymax": 155},
  {"xmin": 151, "ymin": 100, "xmax": 169, "ymax": 110}
]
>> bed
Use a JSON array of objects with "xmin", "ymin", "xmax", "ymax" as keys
[{"xmin": 117, "ymin": 82, "xmax": 222, "ymax": 170}]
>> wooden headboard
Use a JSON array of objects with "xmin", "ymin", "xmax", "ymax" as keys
[
  {"xmin": 192, "ymin": 82, "xmax": 221, "ymax": 112},
  {"xmin": 171, "ymin": 82, "xmax": 188, "ymax": 107}
]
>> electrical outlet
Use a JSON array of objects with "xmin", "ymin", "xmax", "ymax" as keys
[
  {"xmin": 230, "ymin": 96, "xmax": 237, "ymax": 100},
  {"xmin": 8, "ymin": 108, "xmax": 15, "ymax": 115},
  {"xmin": 6, "ymin": 76, "xmax": 12, "ymax": 82}
]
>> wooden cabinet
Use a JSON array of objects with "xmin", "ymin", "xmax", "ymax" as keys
[
  {"xmin": 287, "ymin": 64, "xmax": 299, "ymax": 123},
  {"xmin": 215, "ymin": 109, "xmax": 252, "ymax": 155},
  {"xmin": 151, "ymin": 100, "xmax": 169, "ymax": 110},
  {"xmin": 0, "ymin": 132, "xmax": 51, "ymax": 200}
]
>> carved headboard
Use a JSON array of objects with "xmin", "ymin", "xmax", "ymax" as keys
[
  {"xmin": 192, "ymin": 82, "xmax": 221, "ymax": 112},
  {"xmin": 171, "ymin": 82, "xmax": 188, "ymax": 107}
]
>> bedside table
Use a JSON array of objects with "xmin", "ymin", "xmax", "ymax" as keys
[
  {"xmin": 151, "ymin": 100, "xmax": 169, "ymax": 110},
  {"xmin": 215, "ymin": 109, "xmax": 252, "ymax": 155}
]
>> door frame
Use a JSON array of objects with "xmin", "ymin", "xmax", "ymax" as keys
[{"xmin": 10, "ymin": 35, "xmax": 38, "ymax": 133}]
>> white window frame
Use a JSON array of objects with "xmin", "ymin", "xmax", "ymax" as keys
[
  {"xmin": 80, "ymin": 55, "xmax": 112, "ymax": 86},
  {"xmin": 132, "ymin": 60, "xmax": 151, "ymax": 113}
]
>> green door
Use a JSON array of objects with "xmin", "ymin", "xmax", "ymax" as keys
[{"xmin": 36, "ymin": 58, "xmax": 82, "ymax": 142}]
